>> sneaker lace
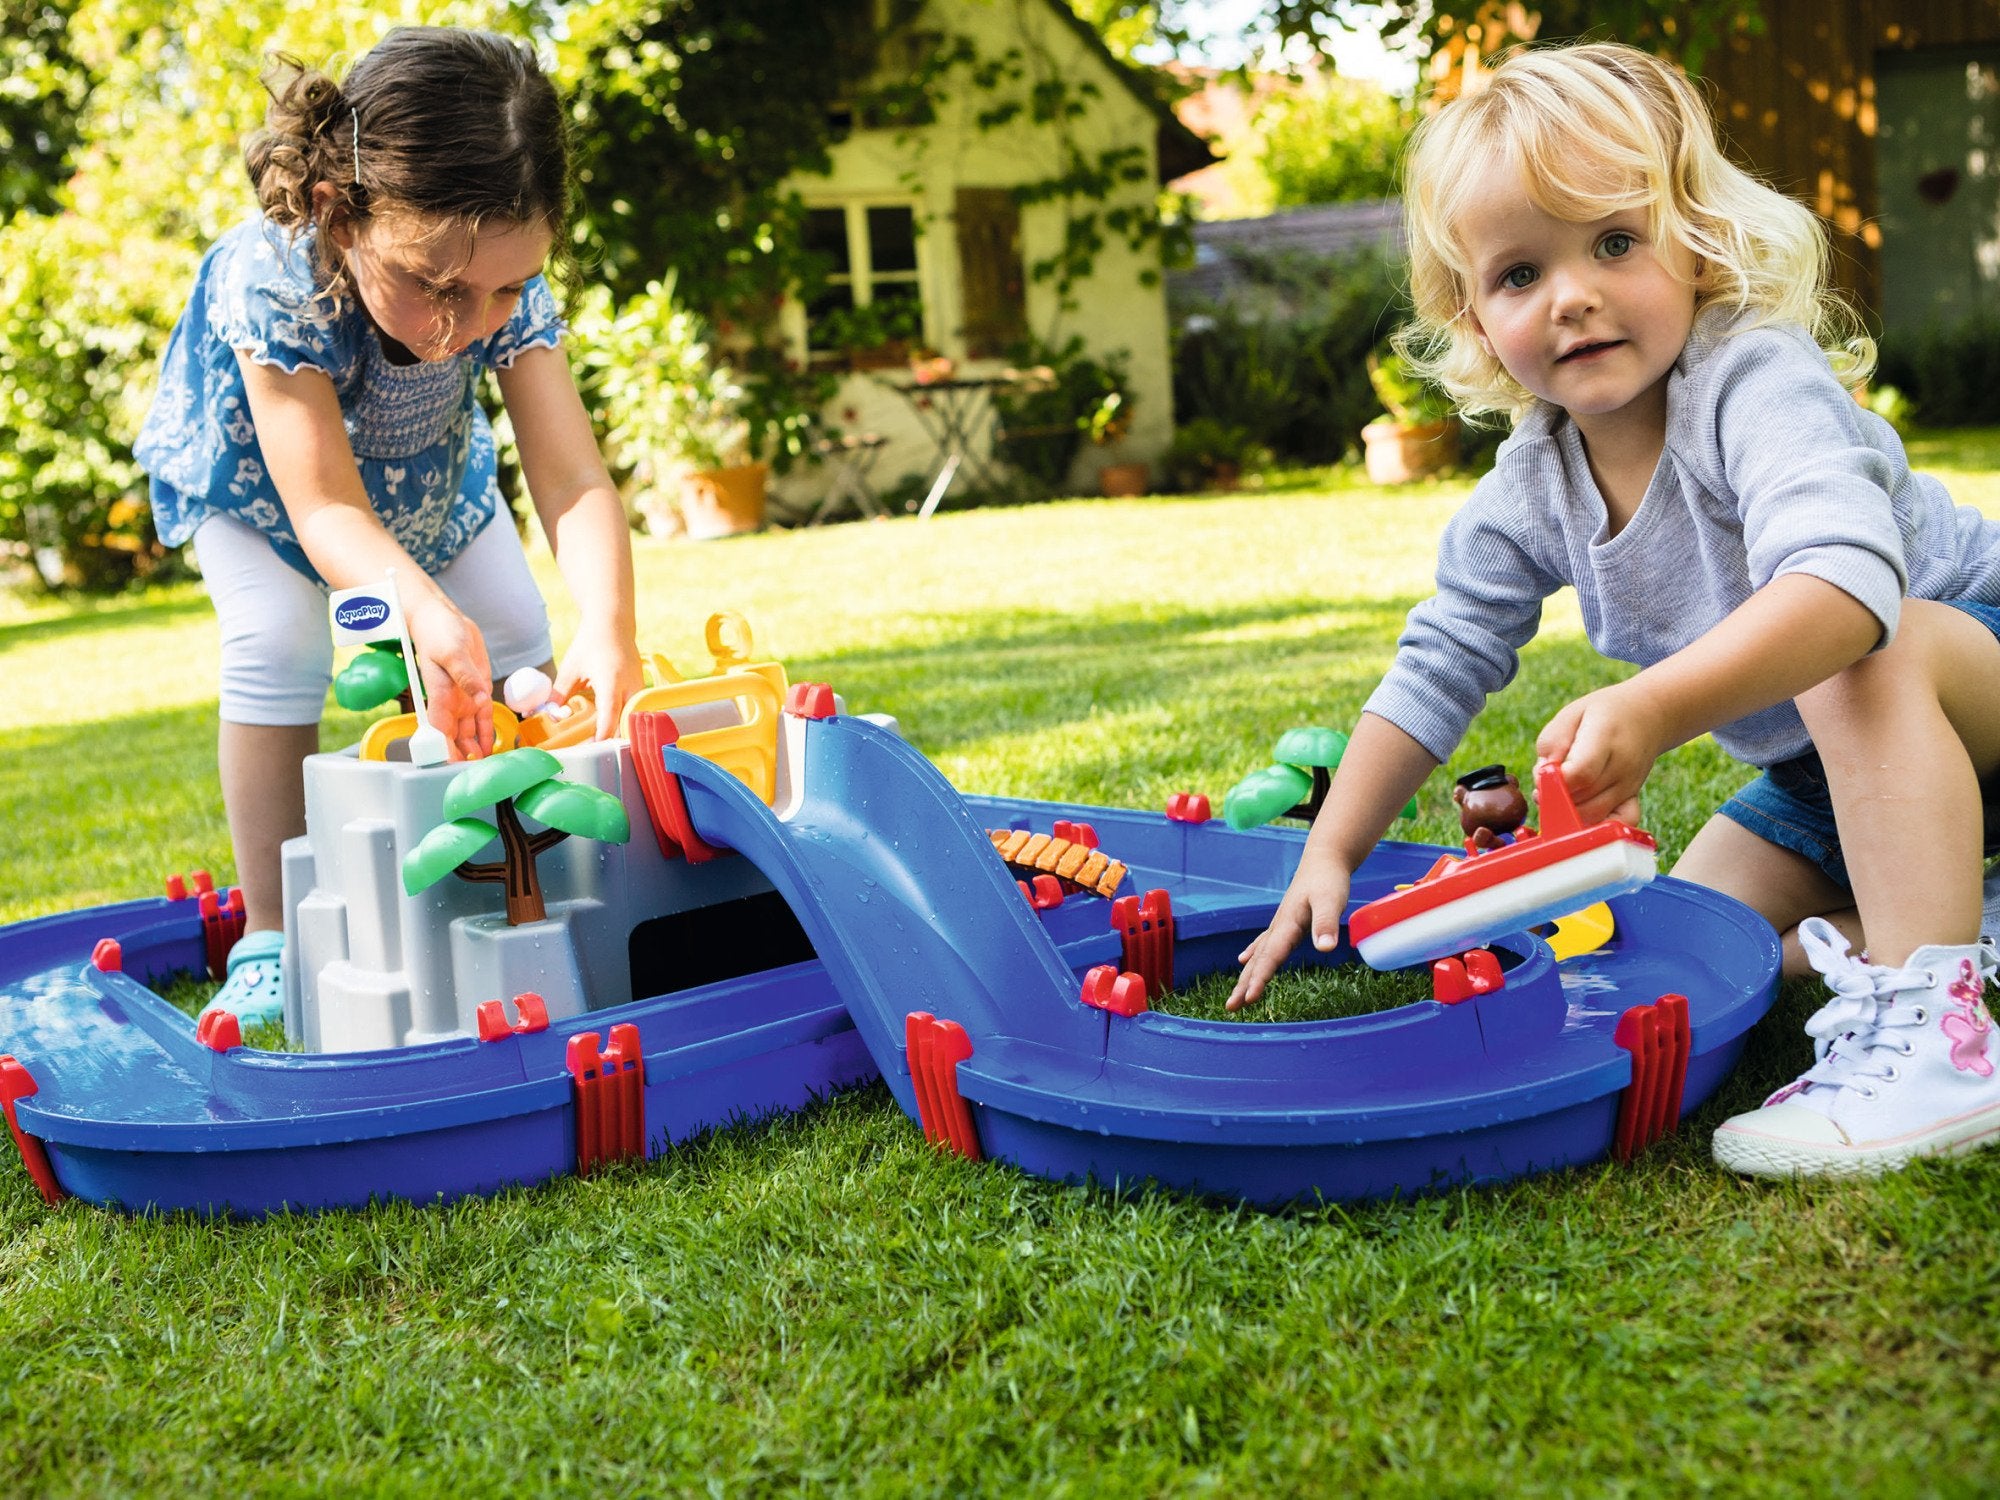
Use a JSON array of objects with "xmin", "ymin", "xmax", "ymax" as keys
[
  {"xmin": 1794, "ymin": 917, "xmax": 1933, "ymax": 1097},
  {"xmin": 1796, "ymin": 963, "xmax": 1933, "ymax": 1095}
]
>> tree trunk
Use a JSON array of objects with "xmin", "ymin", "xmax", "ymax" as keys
[
  {"xmin": 453, "ymin": 798, "xmax": 570, "ymax": 926},
  {"xmin": 495, "ymin": 799, "xmax": 568, "ymax": 925}
]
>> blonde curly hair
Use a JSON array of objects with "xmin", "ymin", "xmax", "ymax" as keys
[{"xmin": 1394, "ymin": 42, "xmax": 1873, "ymax": 425}]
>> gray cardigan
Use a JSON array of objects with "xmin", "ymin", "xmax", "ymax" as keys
[{"xmin": 1363, "ymin": 312, "xmax": 2000, "ymax": 768}]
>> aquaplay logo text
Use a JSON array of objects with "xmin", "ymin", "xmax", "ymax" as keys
[{"xmin": 334, "ymin": 597, "xmax": 392, "ymax": 632}]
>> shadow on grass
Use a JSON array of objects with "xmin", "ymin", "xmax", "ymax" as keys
[
  {"xmin": 0, "ymin": 584, "xmax": 211, "ymax": 652},
  {"xmin": 777, "ymin": 592, "xmax": 1753, "ymax": 860},
  {"xmin": 0, "ymin": 701, "xmax": 237, "ymax": 916},
  {"xmin": 788, "ymin": 594, "xmax": 1423, "ymax": 747}
]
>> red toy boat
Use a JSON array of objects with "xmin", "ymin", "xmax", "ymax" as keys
[{"xmin": 1348, "ymin": 761, "xmax": 1657, "ymax": 970}]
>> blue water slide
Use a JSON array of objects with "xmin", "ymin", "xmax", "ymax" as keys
[
  {"xmin": 665, "ymin": 715, "xmax": 1780, "ymax": 1204},
  {"xmin": 668, "ymin": 716, "xmax": 1109, "ymax": 1120}
]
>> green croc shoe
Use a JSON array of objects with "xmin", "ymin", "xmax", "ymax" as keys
[{"xmin": 204, "ymin": 928, "xmax": 286, "ymax": 1027}]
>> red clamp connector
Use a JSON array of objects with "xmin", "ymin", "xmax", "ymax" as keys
[
  {"xmin": 1165, "ymin": 792, "xmax": 1211, "ymax": 823},
  {"xmin": 1081, "ymin": 964, "xmax": 1149, "ymax": 1017},
  {"xmin": 164, "ymin": 869, "xmax": 215, "ymax": 902},
  {"xmin": 567, "ymin": 1023, "xmax": 646, "ymax": 1176},
  {"xmin": 1613, "ymin": 992, "xmax": 1691, "ymax": 1161},
  {"xmin": 1052, "ymin": 819, "xmax": 1099, "ymax": 849},
  {"xmin": 1111, "ymin": 888, "xmax": 1175, "ymax": 1000},
  {"xmin": 195, "ymin": 1009, "xmax": 242, "ymax": 1052},
  {"xmin": 196, "ymin": 887, "xmax": 247, "ymax": 981},
  {"xmin": 476, "ymin": 992, "xmax": 551, "ymax": 1041},
  {"xmin": 784, "ymin": 682, "xmax": 837, "ymax": 719},
  {"xmin": 1017, "ymin": 874, "xmax": 1065, "ymax": 910},
  {"xmin": 1431, "ymin": 948, "xmax": 1504, "ymax": 1004},
  {"xmin": 627, "ymin": 710, "xmax": 724, "ymax": 864},
  {"xmin": 90, "ymin": 938, "xmax": 122, "ymax": 974},
  {"xmin": 0, "ymin": 1057, "xmax": 62, "ymax": 1205},
  {"xmin": 905, "ymin": 1012, "xmax": 982, "ymax": 1160}
]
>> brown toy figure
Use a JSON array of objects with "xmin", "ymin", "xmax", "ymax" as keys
[{"xmin": 1453, "ymin": 764, "xmax": 1529, "ymax": 853}]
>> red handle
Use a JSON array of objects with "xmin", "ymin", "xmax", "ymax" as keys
[{"xmin": 1534, "ymin": 758, "xmax": 1585, "ymax": 837}]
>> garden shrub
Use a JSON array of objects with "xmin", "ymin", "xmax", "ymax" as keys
[
  {"xmin": 1162, "ymin": 418, "xmax": 1271, "ymax": 492},
  {"xmin": 1252, "ymin": 78, "xmax": 1412, "ymax": 212},
  {"xmin": 1876, "ymin": 313, "xmax": 2000, "ymax": 427},
  {"xmin": 0, "ymin": 210, "xmax": 196, "ymax": 590},
  {"xmin": 992, "ymin": 337, "xmax": 1131, "ymax": 495},
  {"xmin": 1170, "ymin": 244, "xmax": 1410, "ymax": 465}
]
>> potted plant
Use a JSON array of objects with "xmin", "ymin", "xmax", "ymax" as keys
[
  {"xmin": 1086, "ymin": 389, "xmax": 1150, "ymax": 497},
  {"xmin": 1163, "ymin": 418, "xmax": 1271, "ymax": 493},
  {"xmin": 574, "ymin": 278, "xmax": 834, "ymax": 539},
  {"xmin": 1361, "ymin": 350, "xmax": 1460, "ymax": 484},
  {"xmin": 811, "ymin": 298, "xmax": 924, "ymax": 371},
  {"xmin": 659, "ymin": 362, "xmax": 769, "ymax": 541},
  {"xmin": 991, "ymin": 338, "xmax": 1137, "ymax": 499}
]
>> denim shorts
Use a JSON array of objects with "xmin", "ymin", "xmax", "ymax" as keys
[{"xmin": 1717, "ymin": 598, "xmax": 2000, "ymax": 889}]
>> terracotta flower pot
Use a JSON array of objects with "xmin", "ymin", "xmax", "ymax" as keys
[
  {"xmin": 679, "ymin": 462, "xmax": 768, "ymax": 539},
  {"xmin": 1098, "ymin": 460, "xmax": 1150, "ymax": 497},
  {"xmin": 1361, "ymin": 420, "xmax": 1460, "ymax": 485}
]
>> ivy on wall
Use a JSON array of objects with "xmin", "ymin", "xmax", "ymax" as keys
[{"xmin": 866, "ymin": 7, "xmax": 1188, "ymax": 324}]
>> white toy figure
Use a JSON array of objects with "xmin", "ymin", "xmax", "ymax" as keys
[{"xmin": 503, "ymin": 666, "xmax": 572, "ymax": 721}]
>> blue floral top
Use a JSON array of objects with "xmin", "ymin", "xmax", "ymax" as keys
[{"xmin": 135, "ymin": 217, "xmax": 564, "ymax": 583}]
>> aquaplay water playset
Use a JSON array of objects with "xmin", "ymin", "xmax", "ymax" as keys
[{"xmin": 0, "ymin": 615, "xmax": 1781, "ymax": 1217}]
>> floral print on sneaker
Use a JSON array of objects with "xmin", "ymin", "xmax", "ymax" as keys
[{"xmin": 1943, "ymin": 959, "xmax": 1995, "ymax": 1077}]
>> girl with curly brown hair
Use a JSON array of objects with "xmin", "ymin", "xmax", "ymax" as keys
[{"xmin": 136, "ymin": 27, "xmax": 641, "ymax": 1024}]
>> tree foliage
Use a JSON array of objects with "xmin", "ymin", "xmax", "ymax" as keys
[
  {"xmin": 1314, "ymin": 1, "xmax": 1764, "ymax": 75},
  {"xmin": 1062, "ymin": 0, "xmax": 1162, "ymax": 66},
  {"xmin": 555, "ymin": 0, "xmax": 884, "ymax": 312},
  {"xmin": 1092, "ymin": 1, "xmax": 1764, "ymax": 76},
  {"xmin": 1254, "ymin": 75, "xmax": 1411, "ymax": 208},
  {"xmin": 0, "ymin": 0, "xmax": 91, "ymax": 221}
]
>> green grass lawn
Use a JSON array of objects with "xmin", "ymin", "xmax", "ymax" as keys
[{"xmin": 3, "ymin": 439, "xmax": 1999, "ymax": 1495}]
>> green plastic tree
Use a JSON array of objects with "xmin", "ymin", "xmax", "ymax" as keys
[
  {"xmin": 401, "ymin": 747, "xmax": 632, "ymax": 926},
  {"xmin": 1222, "ymin": 765, "xmax": 1308, "ymax": 831},
  {"xmin": 1223, "ymin": 726, "xmax": 1419, "ymax": 831},
  {"xmin": 333, "ymin": 640, "xmax": 411, "ymax": 713}
]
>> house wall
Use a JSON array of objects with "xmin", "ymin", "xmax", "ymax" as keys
[
  {"xmin": 1701, "ymin": 0, "xmax": 2000, "ymax": 329},
  {"xmin": 777, "ymin": 0, "xmax": 1174, "ymax": 512}
]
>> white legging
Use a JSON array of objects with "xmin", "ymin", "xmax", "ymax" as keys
[{"xmin": 194, "ymin": 511, "xmax": 555, "ymax": 726}]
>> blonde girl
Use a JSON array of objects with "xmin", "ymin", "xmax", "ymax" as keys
[
  {"xmin": 1230, "ymin": 42, "xmax": 2000, "ymax": 1179},
  {"xmin": 135, "ymin": 28, "xmax": 642, "ymax": 1022}
]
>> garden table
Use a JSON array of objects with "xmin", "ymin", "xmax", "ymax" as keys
[{"xmin": 875, "ymin": 372, "xmax": 1023, "ymax": 517}]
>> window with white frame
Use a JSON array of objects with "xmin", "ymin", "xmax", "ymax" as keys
[{"xmin": 802, "ymin": 202, "xmax": 925, "ymax": 361}]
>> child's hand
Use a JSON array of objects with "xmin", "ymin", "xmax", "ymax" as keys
[
  {"xmin": 552, "ymin": 616, "xmax": 644, "ymax": 742},
  {"xmin": 1535, "ymin": 681, "xmax": 1667, "ymax": 826},
  {"xmin": 405, "ymin": 596, "xmax": 495, "ymax": 760},
  {"xmin": 1227, "ymin": 857, "xmax": 1352, "ymax": 1011}
]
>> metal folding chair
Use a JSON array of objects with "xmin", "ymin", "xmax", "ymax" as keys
[{"xmin": 809, "ymin": 433, "xmax": 890, "ymax": 524}]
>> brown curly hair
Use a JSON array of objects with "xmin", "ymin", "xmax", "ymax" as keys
[{"xmin": 244, "ymin": 26, "xmax": 577, "ymax": 312}]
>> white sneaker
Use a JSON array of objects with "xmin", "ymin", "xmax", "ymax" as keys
[{"xmin": 1712, "ymin": 917, "xmax": 2000, "ymax": 1178}]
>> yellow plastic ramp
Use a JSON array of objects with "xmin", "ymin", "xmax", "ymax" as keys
[{"xmin": 619, "ymin": 667, "xmax": 787, "ymax": 805}]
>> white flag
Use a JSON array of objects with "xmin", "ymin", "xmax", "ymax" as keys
[{"xmin": 328, "ymin": 579, "xmax": 405, "ymax": 646}]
